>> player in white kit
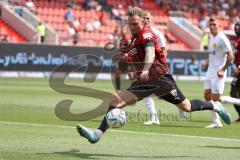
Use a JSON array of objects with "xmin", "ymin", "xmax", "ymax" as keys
[
  {"xmin": 203, "ymin": 17, "xmax": 234, "ymax": 128},
  {"xmin": 142, "ymin": 11, "xmax": 185, "ymax": 125}
]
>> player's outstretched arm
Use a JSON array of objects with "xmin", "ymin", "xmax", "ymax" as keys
[{"xmin": 140, "ymin": 42, "xmax": 155, "ymax": 81}]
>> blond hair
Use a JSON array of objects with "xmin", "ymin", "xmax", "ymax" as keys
[
  {"xmin": 127, "ymin": 7, "xmax": 144, "ymax": 18},
  {"xmin": 143, "ymin": 10, "xmax": 151, "ymax": 18}
]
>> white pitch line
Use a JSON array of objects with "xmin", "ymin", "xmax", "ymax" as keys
[
  {"xmin": 1, "ymin": 121, "xmax": 240, "ymax": 142},
  {"xmin": 110, "ymin": 129, "xmax": 240, "ymax": 142}
]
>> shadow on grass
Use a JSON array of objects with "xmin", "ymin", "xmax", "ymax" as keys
[
  {"xmin": 37, "ymin": 149, "xmax": 195, "ymax": 159},
  {"xmin": 204, "ymin": 146, "xmax": 240, "ymax": 150}
]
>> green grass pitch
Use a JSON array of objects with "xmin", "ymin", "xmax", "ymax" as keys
[{"xmin": 0, "ymin": 78, "xmax": 240, "ymax": 160}]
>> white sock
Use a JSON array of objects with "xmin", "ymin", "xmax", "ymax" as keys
[
  {"xmin": 145, "ymin": 96, "xmax": 159, "ymax": 122},
  {"xmin": 209, "ymin": 101, "xmax": 221, "ymax": 124},
  {"xmin": 220, "ymin": 96, "xmax": 240, "ymax": 105},
  {"xmin": 209, "ymin": 110, "xmax": 221, "ymax": 124},
  {"xmin": 211, "ymin": 101, "xmax": 220, "ymax": 111}
]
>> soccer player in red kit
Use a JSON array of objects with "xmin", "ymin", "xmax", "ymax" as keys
[
  {"xmin": 230, "ymin": 21, "xmax": 240, "ymax": 122},
  {"xmin": 76, "ymin": 7, "xmax": 232, "ymax": 143}
]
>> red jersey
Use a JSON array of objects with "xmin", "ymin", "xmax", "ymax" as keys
[
  {"xmin": 234, "ymin": 36, "xmax": 240, "ymax": 67},
  {"xmin": 128, "ymin": 27, "xmax": 169, "ymax": 80}
]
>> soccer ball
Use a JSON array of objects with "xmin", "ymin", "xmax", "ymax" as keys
[{"xmin": 106, "ymin": 108, "xmax": 126, "ymax": 128}]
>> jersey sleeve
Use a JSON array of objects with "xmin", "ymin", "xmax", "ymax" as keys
[
  {"xmin": 221, "ymin": 34, "xmax": 232, "ymax": 53},
  {"xmin": 158, "ymin": 32, "xmax": 167, "ymax": 48},
  {"xmin": 151, "ymin": 27, "xmax": 166, "ymax": 48}
]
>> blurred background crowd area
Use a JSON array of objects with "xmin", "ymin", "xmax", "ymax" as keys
[{"xmin": 0, "ymin": 0, "xmax": 239, "ymax": 51}]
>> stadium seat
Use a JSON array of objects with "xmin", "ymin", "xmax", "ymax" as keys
[{"xmin": 11, "ymin": 0, "xmax": 191, "ymax": 49}]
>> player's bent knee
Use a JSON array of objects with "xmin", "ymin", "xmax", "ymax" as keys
[
  {"xmin": 204, "ymin": 92, "xmax": 211, "ymax": 101},
  {"xmin": 177, "ymin": 99, "xmax": 191, "ymax": 112},
  {"xmin": 211, "ymin": 94, "xmax": 220, "ymax": 101},
  {"xmin": 109, "ymin": 90, "xmax": 138, "ymax": 108}
]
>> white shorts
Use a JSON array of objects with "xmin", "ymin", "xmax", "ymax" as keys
[{"xmin": 204, "ymin": 76, "xmax": 226, "ymax": 94}]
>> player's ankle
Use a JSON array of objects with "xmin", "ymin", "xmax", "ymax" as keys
[
  {"xmin": 212, "ymin": 102, "xmax": 221, "ymax": 111},
  {"xmin": 94, "ymin": 129, "xmax": 103, "ymax": 139}
]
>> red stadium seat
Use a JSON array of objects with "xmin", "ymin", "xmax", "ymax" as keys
[{"xmin": 11, "ymin": 0, "xmax": 192, "ymax": 49}]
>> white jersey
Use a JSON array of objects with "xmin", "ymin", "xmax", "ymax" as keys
[
  {"xmin": 150, "ymin": 26, "xmax": 166, "ymax": 48},
  {"xmin": 207, "ymin": 32, "xmax": 232, "ymax": 78}
]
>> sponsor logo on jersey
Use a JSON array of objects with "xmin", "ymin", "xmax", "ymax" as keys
[
  {"xmin": 170, "ymin": 89, "xmax": 180, "ymax": 100},
  {"xmin": 143, "ymin": 33, "xmax": 152, "ymax": 40},
  {"xmin": 213, "ymin": 43, "xmax": 217, "ymax": 49}
]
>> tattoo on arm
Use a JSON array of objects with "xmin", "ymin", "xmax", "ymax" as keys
[{"xmin": 143, "ymin": 42, "xmax": 155, "ymax": 72}]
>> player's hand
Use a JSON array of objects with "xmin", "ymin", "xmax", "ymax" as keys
[
  {"xmin": 217, "ymin": 70, "xmax": 225, "ymax": 78},
  {"xmin": 233, "ymin": 68, "xmax": 239, "ymax": 77},
  {"xmin": 139, "ymin": 70, "xmax": 150, "ymax": 81},
  {"xmin": 128, "ymin": 72, "xmax": 135, "ymax": 81}
]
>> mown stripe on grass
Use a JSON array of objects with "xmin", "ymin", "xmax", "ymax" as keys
[{"xmin": 1, "ymin": 121, "xmax": 240, "ymax": 142}]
